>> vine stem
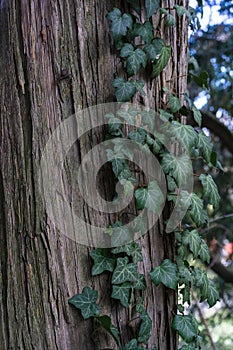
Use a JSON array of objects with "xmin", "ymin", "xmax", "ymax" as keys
[
  {"xmin": 191, "ymin": 289, "xmax": 217, "ymax": 350},
  {"xmin": 209, "ymin": 213, "xmax": 233, "ymax": 223}
]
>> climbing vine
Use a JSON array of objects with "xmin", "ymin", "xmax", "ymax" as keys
[{"xmin": 69, "ymin": 1, "xmax": 222, "ymax": 349}]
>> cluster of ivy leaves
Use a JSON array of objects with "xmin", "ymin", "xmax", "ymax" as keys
[{"xmin": 69, "ymin": 1, "xmax": 222, "ymax": 349}]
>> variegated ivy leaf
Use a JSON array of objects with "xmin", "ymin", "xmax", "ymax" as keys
[
  {"xmin": 111, "ymin": 242, "xmax": 143, "ymax": 263},
  {"xmin": 136, "ymin": 304, "xmax": 152, "ymax": 344},
  {"xmin": 152, "ymin": 45, "xmax": 171, "ymax": 77},
  {"xmin": 90, "ymin": 249, "xmax": 116, "ymax": 276},
  {"xmin": 120, "ymin": 43, "xmax": 147, "ymax": 76},
  {"xmin": 112, "ymin": 257, "xmax": 139, "ymax": 284},
  {"xmin": 150, "ymin": 259, "xmax": 178, "ymax": 290},
  {"xmin": 107, "ymin": 8, "xmax": 133, "ymax": 37},
  {"xmin": 198, "ymin": 132, "xmax": 213, "ymax": 163},
  {"xmin": 68, "ymin": 287, "xmax": 101, "ymax": 319},
  {"xmin": 145, "ymin": 0, "xmax": 160, "ymax": 18},
  {"xmin": 172, "ymin": 314, "xmax": 198, "ymax": 343},
  {"xmin": 190, "ymin": 192, "xmax": 208, "ymax": 227},
  {"xmin": 170, "ymin": 121, "xmax": 198, "ymax": 151},
  {"xmin": 182, "ymin": 229, "xmax": 201, "ymax": 258},
  {"xmin": 111, "ymin": 282, "xmax": 132, "ymax": 307},
  {"xmin": 133, "ymin": 21, "xmax": 154, "ymax": 43},
  {"xmin": 161, "ymin": 152, "xmax": 192, "ymax": 184},
  {"xmin": 199, "ymin": 174, "xmax": 220, "ymax": 208},
  {"xmin": 134, "ymin": 180, "xmax": 164, "ymax": 213}
]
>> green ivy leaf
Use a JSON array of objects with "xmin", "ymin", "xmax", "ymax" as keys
[
  {"xmin": 192, "ymin": 71, "xmax": 209, "ymax": 89},
  {"xmin": 107, "ymin": 9, "xmax": 133, "ymax": 37},
  {"xmin": 182, "ymin": 229, "xmax": 201, "ymax": 258},
  {"xmin": 133, "ymin": 21, "xmax": 154, "ymax": 43},
  {"xmin": 159, "ymin": 108, "xmax": 174, "ymax": 121},
  {"xmin": 174, "ymin": 5, "xmax": 191, "ymax": 18},
  {"xmin": 161, "ymin": 153, "xmax": 192, "ymax": 184},
  {"xmin": 166, "ymin": 13, "xmax": 176, "ymax": 27},
  {"xmin": 134, "ymin": 274, "xmax": 147, "ymax": 290},
  {"xmin": 172, "ymin": 314, "xmax": 198, "ymax": 343},
  {"xmin": 120, "ymin": 44, "xmax": 147, "ymax": 76},
  {"xmin": 113, "ymin": 77, "xmax": 136, "ymax": 102},
  {"xmin": 190, "ymin": 193, "xmax": 207, "ymax": 227},
  {"xmin": 96, "ymin": 315, "xmax": 121, "ymax": 346},
  {"xmin": 152, "ymin": 45, "xmax": 171, "ymax": 77},
  {"xmin": 134, "ymin": 80, "xmax": 146, "ymax": 95},
  {"xmin": 90, "ymin": 249, "xmax": 116, "ymax": 276},
  {"xmin": 123, "ymin": 339, "xmax": 144, "ymax": 350},
  {"xmin": 199, "ymin": 174, "xmax": 220, "ymax": 208},
  {"xmin": 128, "ymin": 128, "xmax": 147, "ymax": 144},
  {"xmin": 206, "ymin": 281, "xmax": 220, "ymax": 307},
  {"xmin": 191, "ymin": 105, "xmax": 202, "ymax": 128},
  {"xmin": 179, "ymin": 345, "xmax": 196, "ymax": 350},
  {"xmin": 134, "ymin": 180, "xmax": 164, "ymax": 213},
  {"xmin": 144, "ymin": 38, "xmax": 165, "ymax": 60},
  {"xmin": 111, "ymin": 282, "xmax": 132, "ymax": 307},
  {"xmin": 198, "ymin": 239, "xmax": 210, "ymax": 263},
  {"xmin": 106, "ymin": 114, "xmax": 123, "ymax": 136},
  {"xmin": 112, "ymin": 257, "xmax": 139, "ymax": 284},
  {"xmin": 166, "ymin": 175, "xmax": 178, "ymax": 192},
  {"xmin": 198, "ymin": 132, "xmax": 213, "ymax": 163},
  {"xmin": 111, "ymin": 242, "xmax": 143, "ymax": 263},
  {"xmin": 145, "ymin": 0, "xmax": 160, "ymax": 18},
  {"xmin": 68, "ymin": 287, "xmax": 101, "ymax": 319},
  {"xmin": 150, "ymin": 259, "xmax": 178, "ymax": 289},
  {"xmin": 136, "ymin": 305, "xmax": 152, "ymax": 344},
  {"xmin": 169, "ymin": 94, "xmax": 181, "ymax": 113},
  {"xmin": 193, "ymin": 267, "xmax": 209, "ymax": 294},
  {"xmin": 170, "ymin": 121, "xmax": 198, "ymax": 151}
]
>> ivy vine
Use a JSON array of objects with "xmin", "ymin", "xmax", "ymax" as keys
[{"xmin": 69, "ymin": 1, "xmax": 222, "ymax": 349}]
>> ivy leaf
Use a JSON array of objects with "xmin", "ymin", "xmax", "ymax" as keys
[
  {"xmin": 161, "ymin": 153, "xmax": 192, "ymax": 184},
  {"xmin": 113, "ymin": 77, "xmax": 136, "ymax": 102},
  {"xmin": 172, "ymin": 314, "xmax": 198, "ymax": 343},
  {"xmin": 198, "ymin": 132, "xmax": 213, "ymax": 163},
  {"xmin": 136, "ymin": 305, "xmax": 152, "ymax": 344},
  {"xmin": 128, "ymin": 128, "xmax": 147, "ymax": 143},
  {"xmin": 68, "ymin": 287, "xmax": 101, "ymax": 319},
  {"xmin": 169, "ymin": 94, "xmax": 181, "ymax": 113},
  {"xmin": 192, "ymin": 105, "xmax": 202, "ymax": 126},
  {"xmin": 134, "ymin": 180, "xmax": 164, "ymax": 213},
  {"xmin": 145, "ymin": 0, "xmax": 160, "ymax": 18},
  {"xmin": 179, "ymin": 345, "xmax": 196, "ymax": 350},
  {"xmin": 90, "ymin": 249, "xmax": 116, "ymax": 276},
  {"xmin": 133, "ymin": 21, "xmax": 154, "ymax": 43},
  {"xmin": 96, "ymin": 315, "xmax": 121, "ymax": 346},
  {"xmin": 111, "ymin": 158, "xmax": 129, "ymax": 178},
  {"xmin": 106, "ymin": 114, "xmax": 123, "ymax": 136},
  {"xmin": 198, "ymin": 239, "xmax": 210, "ymax": 263},
  {"xmin": 123, "ymin": 339, "xmax": 144, "ymax": 350},
  {"xmin": 174, "ymin": 5, "xmax": 191, "ymax": 18},
  {"xmin": 206, "ymin": 281, "xmax": 220, "ymax": 307},
  {"xmin": 111, "ymin": 242, "xmax": 143, "ymax": 263},
  {"xmin": 182, "ymin": 229, "xmax": 201, "ymax": 258},
  {"xmin": 170, "ymin": 121, "xmax": 198, "ymax": 151},
  {"xmin": 150, "ymin": 259, "xmax": 178, "ymax": 290},
  {"xmin": 111, "ymin": 282, "xmax": 132, "ymax": 307},
  {"xmin": 120, "ymin": 44, "xmax": 147, "ymax": 75},
  {"xmin": 166, "ymin": 13, "xmax": 176, "ymax": 27},
  {"xmin": 193, "ymin": 268, "xmax": 209, "ymax": 294},
  {"xmin": 107, "ymin": 9, "xmax": 133, "ymax": 37},
  {"xmin": 190, "ymin": 193, "xmax": 207, "ymax": 227},
  {"xmin": 152, "ymin": 45, "xmax": 171, "ymax": 77},
  {"xmin": 199, "ymin": 174, "xmax": 220, "ymax": 208},
  {"xmin": 134, "ymin": 274, "xmax": 147, "ymax": 290},
  {"xmin": 134, "ymin": 80, "xmax": 145, "ymax": 95},
  {"xmin": 112, "ymin": 257, "xmax": 139, "ymax": 284},
  {"xmin": 159, "ymin": 108, "xmax": 174, "ymax": 121},
  {"xmin": 144, "ymin": 38, "xmax": 165, "ymax": 60}
]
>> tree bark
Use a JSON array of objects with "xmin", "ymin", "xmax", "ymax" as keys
[{"xmin": 0, "ymin": 1, "xmax": 188, "ymax": 349}]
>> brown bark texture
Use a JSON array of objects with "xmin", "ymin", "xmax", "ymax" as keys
[{"xmin": 0, "ymin": 0, "xmax": 188, "ymax": 349}]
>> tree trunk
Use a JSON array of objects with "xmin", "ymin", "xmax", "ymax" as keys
[{"xmin": 0, "ymin": 0, "xmax": 188, "ymax": 349}]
